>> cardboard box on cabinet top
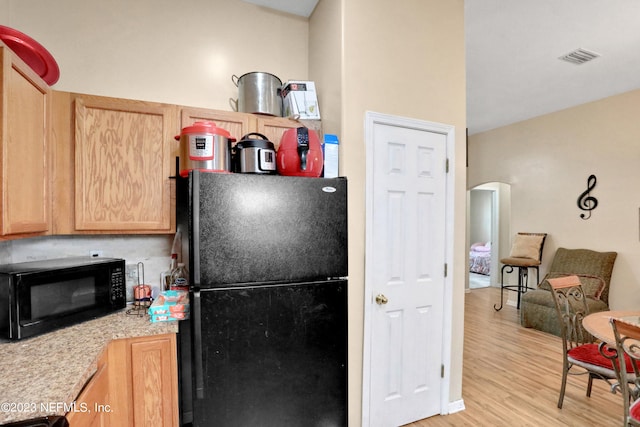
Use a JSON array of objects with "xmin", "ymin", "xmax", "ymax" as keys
[{"xmin": 282, "ymin": 81, "xmax": 321, "ymax": 120}]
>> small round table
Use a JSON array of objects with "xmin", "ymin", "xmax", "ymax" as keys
[{"xmin": 583, "ymin": 310, "xmax": 640, "ymax": 346}]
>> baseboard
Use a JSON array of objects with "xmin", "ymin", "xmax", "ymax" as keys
[{"xmin": 447, "ymin": 399, "xmax": 466, "ymax": 414}]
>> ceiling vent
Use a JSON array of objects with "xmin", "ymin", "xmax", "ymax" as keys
[{"xmin": 559, "ymin": 48, "xmax": 600, "ymax": 65}]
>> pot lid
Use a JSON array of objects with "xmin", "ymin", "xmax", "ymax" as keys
[
  {"xmin": 237, "ymin": 133, "xmax": 274, "ymax": 150},
  {"xmin": 0, "ymin": 25, "xmax": 60, "ymax": 85},
  {"xmin": 236, "ymin": 139, "xmax": 275, "ymax": 150},
  {"xmin": 180, "ymin": 121, "xmax": 231, "ymax": 138},
  {"xmin": 234, "ymin": 71, "xmax": 282, "ymax": 84}
]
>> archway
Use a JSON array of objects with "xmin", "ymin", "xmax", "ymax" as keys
[{"xmin": 466, "ymin": 182, "xmax": 511, "ymax": 290}]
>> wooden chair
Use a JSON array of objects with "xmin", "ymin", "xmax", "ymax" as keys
[
  {"xmin": 610, "ymin": 317, "xmax": 640, "ymax": 426},
  {"xmin": 549, "ymin": 275, "xmax": 618, "ymax": 408},
  {"xmin": 494, "ymin": 232, "xmax": 547, "ymax": 311}
]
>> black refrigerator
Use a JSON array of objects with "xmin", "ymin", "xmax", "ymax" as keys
[{"xmin": 177, "ymin": 171, "xmax": 348, "ymax": 427}]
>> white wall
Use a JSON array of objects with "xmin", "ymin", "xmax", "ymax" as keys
[
  {"xmin": 469, "ymin": 190, "xmax": 492, "ymax": 244},
  {"xmin": 338, "ymin": 0, "xmax": 466, "ymax": 421},
  {"xmin": 2, "ymin": 0, "xmax": 309, "ymax": 108},
  {"xmin": 468, "ymin": 89, "xmax": 640, "ymax": 310}
]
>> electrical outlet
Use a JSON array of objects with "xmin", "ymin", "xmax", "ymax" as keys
[
  {"xmin": 126, "ymin": 264, "xmax": 138, "ymax": 280},
  {"xmin": 124, "ymin": 264, "xmax": 138, "ymax": 303},
  {"xmin": 90, "ymin": 250, "xmax": 103, "ymax": 257}
]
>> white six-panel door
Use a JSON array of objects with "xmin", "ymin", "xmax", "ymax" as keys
[{"xmin": 363, "ymin": 112, "xmax": 451, "ymax": 427}]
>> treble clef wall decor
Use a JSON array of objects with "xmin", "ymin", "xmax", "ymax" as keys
[{"xmin": 577, "ymin": 174, "xmax": 598, "ymax": 220}]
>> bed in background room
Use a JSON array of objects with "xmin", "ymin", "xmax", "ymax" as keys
[{"xmin": 469, "ymin": 242, "xmax": 491, "ymax": 275}]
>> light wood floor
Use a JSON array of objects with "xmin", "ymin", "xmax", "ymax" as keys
[{"xmin": 406, "ymin": 287, "xmax": 624, "ymax": 427}]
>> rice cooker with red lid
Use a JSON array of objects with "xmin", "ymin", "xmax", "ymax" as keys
[
  {"xmin": 175, "ymin": 121, "xmax": 235, "ymax": 177},
  {"xmin": 276, "ymin": 127, "xmax": 323, "ymax": 177}
]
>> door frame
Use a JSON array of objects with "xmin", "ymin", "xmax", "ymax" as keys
[
  {"xmin": 361, "ymin": 111, "xmax": 456, "ymax": 425},
  {"xmin": 467, "ymin": 182, "xmax": 512, "ymax": 290},
  {"xmin": 468, "ymin": 185, "xmax": 500, "ymax": 287}
]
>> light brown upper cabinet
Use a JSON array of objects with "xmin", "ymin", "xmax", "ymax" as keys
[
  {"xmin": 0, "ymin": 42, "xmax": 51, "ymax": 238},
  {"xmin": 179, "ymin": 107, "xmax": 252, "ymax": 140},
  {"xmin": 179, "ymin": 107, "xmax": 301, "ymax": 150},
  {"xmin": 253, "ymin": 115, "xmax": 302, "ymax": 150},
  {"xmin": 50, "ymin": 92, "xmax": 308, "ymax": 235},
  {"xmin": 54, "ymin": 93, "xmax": 178, "ymax": 234}
]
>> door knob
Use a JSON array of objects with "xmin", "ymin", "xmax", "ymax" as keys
[{"xmin": 375, "ymin": 294, "xmax": 388, "ymax": 305}]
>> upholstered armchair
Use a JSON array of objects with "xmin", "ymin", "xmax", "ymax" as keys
[{"xmin": 520, "ymin": 247, "xmax": 617, "ymax": 337}]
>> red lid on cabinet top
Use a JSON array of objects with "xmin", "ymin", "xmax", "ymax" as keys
[{"xmin": 0, "ymin": 25, "xmax": 60, "ymax": 85}]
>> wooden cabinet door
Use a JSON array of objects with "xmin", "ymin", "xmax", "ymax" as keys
[
  {"xmin": 179, "ymin": 107, "xmax": 306, "ymax": 148},
  {"xmin": 67, "ymin": 334, "xmax": 178, "ymax": 427},
  {"xmin": 74, "ymin": 95, "xmax": 176, "ymax": 232},
  {"xmin": 0, "ymin": 43, "xmax": 50, "ymax": 237},
  {"xmin": 180, "ymin": 107, "xmax": 252, "ymax": 140},
  {"xmin": 108, "ymin": 333, "xmax": 179, "ymax": 427},
  {"xmin": 66, "ymin": 350, "xmax": 110, "ymax": 427},
  {"xmin": 129, "ymin": 334, "xmax": 179, "ymax": 427},
  {"xmin": 254, "ymin": 116, "xmax": 302, "ymax": 150}
]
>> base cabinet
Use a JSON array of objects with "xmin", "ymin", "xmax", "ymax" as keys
[
  {"xmin": 65, "ymin": 350, "xmax": 110, "ymax": 427},
  {"xmin": 67, "ymin": 334, "xmax": 178, "ymax": 427},
  {"xmin": 130, "ymin": 335, "xmax": 179, "ymax": 426}
]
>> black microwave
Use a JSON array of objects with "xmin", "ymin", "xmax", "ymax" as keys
[{"xmin": 0, "ymin": 257, "xmax": 126, "ymax": 340}]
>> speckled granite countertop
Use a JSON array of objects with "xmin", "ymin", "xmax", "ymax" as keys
[{"xmin": 0, "ymin": 308, "xmax": 179, "ymax": 424}]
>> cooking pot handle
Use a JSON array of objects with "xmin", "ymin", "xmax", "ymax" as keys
[
  {"xmin": 240, "ymin": 132, "xmax": 270, "ymax": 141},
  {"xmin": 229, "ymin": 98, "xmax": 238, "ymax": 112},
  {"xmin": 231, "ymin": 74, "xmax": 240, "ymax": 87}
]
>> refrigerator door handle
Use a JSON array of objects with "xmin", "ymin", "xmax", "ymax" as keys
[
  {"xmin": 192, "ymin": 290, "xmax": 205, "ymax": 399},
  {"xmin": 192, "ymin": 171, "xmax": 201, "ymax": 287}
]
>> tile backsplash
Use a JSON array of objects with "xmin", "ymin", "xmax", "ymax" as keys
[{"xmin": 0, "ymin": 235, "xmax": 175, "ymax": 303}]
